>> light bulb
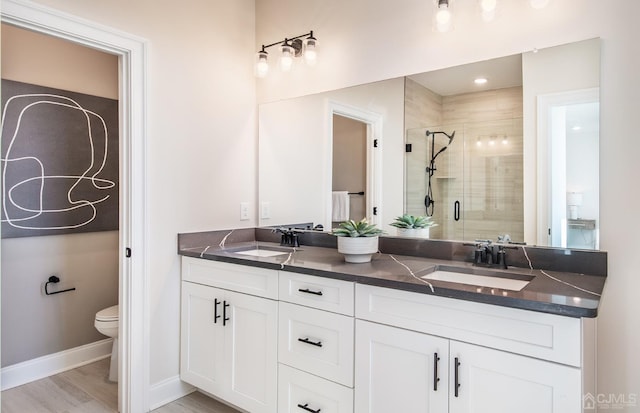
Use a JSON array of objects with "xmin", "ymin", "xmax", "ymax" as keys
[
  {"xmin": 304, "ymin": 36, "xmax": 317, "ymax": 66},
  {"xmin": 474, "ymin": 77, "xmax": 488, "ymax": 85},
  {"xmin": 435, "ymin": 1, "xmax": 452, "ymax": 32},
  {"xmin": 255, "ymin": 50, "xmax": 269, "ymax": 78},
  {"xmin": 280, "ymin": 43, "xmax": 294, "ymax": 72},
  {"xmin": 480, "ymin": 0, "xmax": 497, "ymax": 21},
  {"xmin": 480, "ymin": 0, "xmax": 497, "ymax": 11}
]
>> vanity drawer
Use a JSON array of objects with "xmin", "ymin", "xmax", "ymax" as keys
[
  {"xmin": 279, "ymin": 272, "xmax": 354, "ymax": 315},
  {"xmin": 355, "ymin": 284, "xmax": 582, "ymax": 367},
  {"xmin": 278, "ymin": 302, "xmax": 354, "ymax": 386},
  {"xmin": 182, "ymin": 257, "xmax": 278, "ymax": 299},
  {"xmin": 278, "ymin": 364, "xmax": 353, "ymax": 413}
]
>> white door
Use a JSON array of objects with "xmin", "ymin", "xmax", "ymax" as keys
[
  {"xmin": 180, "ymin": 282, "xmax": 226, "ymax": 395},
  {"xmin": 449, "ymin": 341, "xmax": 581, "ymax": 413},
  {"xmin": 355, "ymin": 320, "xmax": 449, "ymax": 413},
  {"xmin": 225, "ymin": 289, "xmax": 278, "ymax": 413}
]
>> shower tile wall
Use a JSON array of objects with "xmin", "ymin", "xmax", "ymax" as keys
[{"xmin": 405, "ymin": 79, "xmax": 524, "ymax": 242}]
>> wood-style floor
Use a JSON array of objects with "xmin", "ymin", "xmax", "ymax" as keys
[{"xmin": 1, "ymin": 358, "xmax": 241, "ymax": 413}]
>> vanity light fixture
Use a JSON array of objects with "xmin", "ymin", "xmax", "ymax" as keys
[
  {"xmin": 255, "ymin": 31, "xmax": 317, "ymax": 77},
  {"xmin": 434, "ymin": 0, "xmax": 548, "ymax": 33}
]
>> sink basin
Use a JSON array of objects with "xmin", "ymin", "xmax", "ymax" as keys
[
  {"xmin": 421, "ymin": 267, "xmax": 533, "ymax": 291},
  {"xmin": 229, "ymin": 245, "xmax": 294, "ymax": 258}
]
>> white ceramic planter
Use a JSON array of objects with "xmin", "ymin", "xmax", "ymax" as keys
[
  {"xmin": 396, "ymin": 227, "xmax": 430, "ymax": 238},
  {"xmin": 337, "ymin": 236, "xmax": 379, "ymax": 263}
]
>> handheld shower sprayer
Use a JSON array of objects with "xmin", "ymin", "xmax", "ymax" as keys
[{"xmin": 424, "ymin": 129, "xmax": 456, "ymax": 216}]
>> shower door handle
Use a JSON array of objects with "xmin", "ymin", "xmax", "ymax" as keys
[{"xmin": 454, "ymin": 201, "xmax": 460, "ymax": 221}]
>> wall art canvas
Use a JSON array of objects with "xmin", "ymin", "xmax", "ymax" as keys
[{"xmin": 1, "ymin": 79, "xmax": 119, "ymax": 238}]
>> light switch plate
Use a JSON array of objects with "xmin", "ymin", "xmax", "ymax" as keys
[
  {"xmin": 261, "ymin": 201, "xmax": 270, "ymax": 219},
  {"xmin": 240, "ymin": 202, "xmax": 249, "ymax": 221}
]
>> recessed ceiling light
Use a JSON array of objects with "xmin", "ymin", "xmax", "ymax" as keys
[
  {"xmin": 572, "ymin": 125, "xmax": 582, "ymax": 131},
  {"xmin": 474, "ymin": 77, "xmax": 488, "ymax": 85}
]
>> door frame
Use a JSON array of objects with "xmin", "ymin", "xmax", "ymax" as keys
[
  {"xmin": 326, "ymin": 100, "xmax": 383, "ymax": 228},
  {"xmin": 535, "ymin": 87, "xmax": 599, "ymax": 247},
  {"xmin": 1, "ymin": 1, "xmax": 149, "ymax": 411}
]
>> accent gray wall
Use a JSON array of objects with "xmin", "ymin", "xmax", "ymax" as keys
[{"xmin": 1, "ymin": 24, "xmax": 119, "ymax": 367}]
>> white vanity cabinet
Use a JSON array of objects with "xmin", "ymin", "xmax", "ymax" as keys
[
  {"xmin": 180, "ymin": 257, "xmax": 278, "ymax": 413},
  {"xmin": 354, "ymin": 284, "xmax": 593, "ymax": 413},
  {"xmin": 277, "ymin": 271, "xmax": 356, "ymax": 413}
]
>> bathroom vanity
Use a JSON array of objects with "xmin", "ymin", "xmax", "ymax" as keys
[{"xmin": 177, "ymin": 228, "xmax": 605, "ymax": 413}]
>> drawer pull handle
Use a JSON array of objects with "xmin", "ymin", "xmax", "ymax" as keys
[
  {"xmin": 454, "ymin": 357, "xmax": 461, "ymax": 397},
  {"xmin": 298, "ymin": 337, "xmax": 323, "ymax": 347},
  {"xmin": 297, "ymin": 403, "xmax": 321, "ymax": 413},
  {"xmin": 214, "ymin": 298, "xmax": 221, "ymax": 324},
  {"xmin": 433, "ymin": 352, "xmax": 440, "ymax": 391},
  {"xmin": 298, "ymin": 288, "xmax": 323, "ymax": 296},
  {"xmin": 223, "ymin": 301, "xmax": 230, "ymax": 326}
]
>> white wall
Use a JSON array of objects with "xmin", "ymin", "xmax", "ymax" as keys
[
  {"xmin": 20, "ymin": 0, "xmax": 257, "ymax": 387},
  {"xmin": 256, "ymin": 0, "xmax": 640, "ymax": 406}
]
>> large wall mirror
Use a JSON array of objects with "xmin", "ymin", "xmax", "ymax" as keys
[{"xmin": 258, "ymin": 38, "xmax": 600, "ymax": 249}]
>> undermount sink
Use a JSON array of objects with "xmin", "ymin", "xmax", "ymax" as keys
[
  {"xmin": 229, "ymin": 245, "xmax": 294, "ymax": 258},
  {"xmin": 421, "ymin": 266, "xmax": 533, "ymax": 291}
]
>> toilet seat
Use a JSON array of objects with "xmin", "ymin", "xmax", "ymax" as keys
[{"xmin": 96, "ymin": 304, "xmax": 119, "ymax": 322}]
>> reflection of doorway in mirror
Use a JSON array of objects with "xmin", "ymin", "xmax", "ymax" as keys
[
  {"xmin": 548, "ymin": 99, "xmax": 600, "ymax": 249},
  {"xmin": 538, "ymin": 88, "xmax": 599, "ymax": 250},
  {"xmin": 332, "ymin": 114, "xmax": 367, "ymax": 226}
]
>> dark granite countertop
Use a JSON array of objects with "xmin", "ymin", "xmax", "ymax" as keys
[{"xmin": 178, "ymin": 229, "xmax": 606, "ymax": 318}]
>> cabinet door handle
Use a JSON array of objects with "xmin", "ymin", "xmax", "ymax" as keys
[
  {"xmin": 297, "ymin": 337, "xmax": 323, "ymax": 347},
  {"xmin": 454, "ymin": 200, "xmax": 461, "ymax": 221},
  {"xmin": 298, "ymin": 288, "xmax": 323, "ymax": 296},
  {"xmin": 454, "ymin": 357, "xmax": 461, "ymax": 397},
  {"xmin": 433, "ymin": 352, "xmax": 440, "ymax": 391},
  {"xmin": 214, "ymin": 298, "xmax": 221, "ymax": 324},
  {"xmin": 223, "ymin": 301, "xmax": 230, "ymax": 326},
  {"xmin": 297, "ymin": 403, "xmax": 321, "ymax": 413}
]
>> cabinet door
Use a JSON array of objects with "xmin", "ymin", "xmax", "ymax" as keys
[
  {"xmin": 355, "ymin": 320, "xmax": 449, "ymax": 413},
  {"xmin": 180, "ymin": 282, "xmax": 226, "ymax": 394},
  {"xmin": 225, "ymin": 289, "xmax": 278, "ymax": 413},
  {"xmin": 449, "ymin": 341, "xmax": 581, "ymax": 413}
]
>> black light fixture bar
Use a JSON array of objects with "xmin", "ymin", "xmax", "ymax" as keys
[{"xmin": 260, "ymin": 31, "xmax": 315, "ymax": 51}]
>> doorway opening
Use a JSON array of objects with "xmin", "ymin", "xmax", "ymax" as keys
[
  {"xmin": 1, "ymin": 1, "xmax": 148, "ymax": 411},
  {"xmin": 327, "ymin": 101, "xmax": 382, "ymax": 229}
]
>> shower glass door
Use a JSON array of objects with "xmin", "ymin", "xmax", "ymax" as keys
[{"xmin": 405, "ymin": 118, "xmax": 523, "ymax": 243}]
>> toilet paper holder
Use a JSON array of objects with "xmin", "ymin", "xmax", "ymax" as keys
[{"xmin": 45, "ymin": 275, "xmax": 76, "ymax": 296}]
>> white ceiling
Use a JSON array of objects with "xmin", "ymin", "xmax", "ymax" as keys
[{"xmin": 407, "ymin": 54, "xmax": 523, "ymax": 96}]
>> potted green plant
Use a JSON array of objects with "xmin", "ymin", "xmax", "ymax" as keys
[
  {"xmin": 332, "ymin": 218, "xmax": 383, "ymax": 263},
  {"xmin": 389, "ymin": 214, "xmax": 437, "ymax": 238}
]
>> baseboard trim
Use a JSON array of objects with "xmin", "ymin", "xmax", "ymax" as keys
[
  {"xmin": 1, "ymin": 338, "xmax": 114, "ymax": 391},
  {"xmin": 149, "ymin": 375, "xmax": 196, "ymax": 411}
]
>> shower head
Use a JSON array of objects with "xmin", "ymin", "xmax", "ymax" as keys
[{"xmin": 425, "ymin": 130, "xmax": 455, "ymax": 142}]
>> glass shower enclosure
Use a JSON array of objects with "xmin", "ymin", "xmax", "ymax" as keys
[{"xmin": 405, "ymin": 118, "xmax": 524, "ymax": 243}]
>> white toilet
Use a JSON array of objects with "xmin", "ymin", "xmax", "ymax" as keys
[{"xmin": 95, "ymin": 304, "xmax": 119, "ymax": 382}]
